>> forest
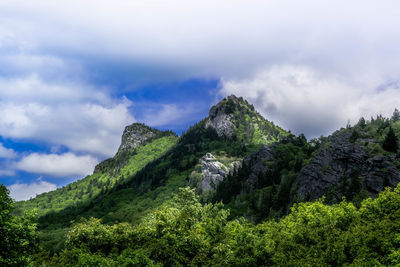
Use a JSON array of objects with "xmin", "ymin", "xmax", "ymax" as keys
[
  {"xmin": 3, "ymin": 97, "xmax": 400, "ymax": 266},
  {"xmin": 3, "ymin": 184, "xmax": 400, "ymax": 266}
]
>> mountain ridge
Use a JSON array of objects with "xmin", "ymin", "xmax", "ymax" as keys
[{"xmin": 15, "ymin": 95, "xmax": 400, "ymax": 256}]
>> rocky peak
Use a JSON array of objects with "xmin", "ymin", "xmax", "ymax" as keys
[
  {"xmin": 117, "ymin": 123, "xmax": 161, "ymax": 155},
  {"xmin": 205, "ymin": 95, "xmax": 288, "ymax": 144},
  {"xmin": 94, "ymin": 123, "xmax": 171, "ymax": 174},
  {"xmin": 206, "ymin": 95, "xmax": 255, "ymax": 139}
]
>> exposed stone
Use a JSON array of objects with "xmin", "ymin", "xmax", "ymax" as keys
[
  {"xmin": 205, "ymin": 95, "xmax": 241, "ymax": 138},
  {"xmin": 206, "ymin": 113, "xmax": 235, "ymax": 138},
  {"xmin": 199, "ymin": 153, "xmax": 229, "ymax": 191},
  {"xmin": 229, "ymin": 161, "xmax": 242, "ymax": 173},
  {"xmin": 295, "ymin": 130, "xmax": 400, "ymax": 201},
  {"xmin": 243, "ymin": 145, "xmax": 275, "ymax": 183},
  {"xmin": 117, "ymin": 123, "xmax": 158, "ymax": 155}
]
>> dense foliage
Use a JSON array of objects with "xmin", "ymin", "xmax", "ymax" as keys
[
  {"xmin": 215, "ymin": 112, "xmax": 400, "ymax": 222},
  {"xmin": 16, "ymin": 135, "xmax": 178, "ymax": 218},
  {"xmin": 10, "ymin": 99, "xmax": 400, "ymax": 265},
  {"xmin": 35, "ymin": 186, "xmax": 400, "ymax": 266},
  {"xmin": 215, "ymin": 134, "xmax": 318, "ymax": 221},
  {"xmin": 0, "ymin": 184, "xmax": 37, "ymax": 266}
]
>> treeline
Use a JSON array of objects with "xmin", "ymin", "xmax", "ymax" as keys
[{"xmin": 37, "ymin": 186, "xmax": 400, "ymax": 266}]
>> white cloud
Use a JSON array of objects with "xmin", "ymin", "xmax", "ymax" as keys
[
  {"xmin": 0, "ymin": 75, "xmax": 134, "ymax": 157},
  {"xmin": 221, "ymin": 65, "xmax": 400, "ymax": 137},
  {"xmin": 14, "ymin": 152, "xmax": 98, "ymax": 177},
  {"xmin": 141, "ymin": 103, "xmax": 198, "ymax": 127},
  {"xmin": 0, "ymin": 169, "xmax": 15, "ymax": 176},
  {"xmin": 0, "ymin": 0, "xmax": 399, "ymax": 139},
  {"xmin": 1, "ymin": 0, "xmax": 400, "ymax": 82},
  {"xmin": 0, "ymin": 143, "xmax": 17, "ymax": 158},
  {"xmin": 8, "ymin": 180, "xmax": 57, "ymax": 201}
]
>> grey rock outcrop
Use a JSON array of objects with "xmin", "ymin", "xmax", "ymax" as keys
[
  {"xmin": 243, "ymin": 145, "xmax": 275, "ymax": 183},
  {"xmin": 117, "ymin": 123, "xmax": 158, "ymax": 155},
  {"xmin": 205, "ymin": 95, "xmax": 241, "ymax": 138},
  {"xmin": 296, "ymin": 130, "xmax": 400, "ymax": 201},
  {"xmin": 199, "ymin": 153, "xmax": 229, "ymax": 191},
  {"xmin": 94, "ymin": 123, "xmax": 162, "ymax": 173}
]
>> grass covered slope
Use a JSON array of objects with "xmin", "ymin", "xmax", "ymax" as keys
[
  {"xmin": 16, "ymin": 130, "xmax": 178, "ymax": 218},
  {"xmin": 34, "ymin": 97, "xmax": 291, "ymax": 232}
]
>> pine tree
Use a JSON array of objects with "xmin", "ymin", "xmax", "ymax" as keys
[
  {"xmin": 349, "ymin": 129, "xmax": 360, "ymax": 143},
  {"xmin": 392, "ymin": 108, "xmax": 400, "ymax": 122},
  {"xmin": 382, "ymin": 126, "xmax": 398, "ymax": 152},
  {"xmin": 358, "ymin": 117, "xmax": 366, "ymax": 128}
]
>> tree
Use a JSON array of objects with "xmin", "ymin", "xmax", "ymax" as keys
[
  {"xmin": 382, "ymin": 127, "xmax": 398, "ymax": 152},
  {"xmin": 350, "ymin": 129, "xmax": 360, "ymax": 143},
  {"xmin": 358, "ymin": 117, "xmax": 366, "ymax": 128},
  {"xmin": 0, "ymin": 184, "xmax": 37, "ymax": 266},
  {"xmin": 392, "ymin": 108, "xmax": 400, "ymax": 122}
]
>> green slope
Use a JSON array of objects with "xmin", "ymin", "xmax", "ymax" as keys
[
  {"xmin": 36, "ymin": 101, "xmax": 290, "ymax": 232},
  {"xmin": 16, "ymin": 134, "xmax": 178, "ymax": 218},
  {"xmin": 17, "ymin": 96, "xmax": 292, "ymax": 255}
]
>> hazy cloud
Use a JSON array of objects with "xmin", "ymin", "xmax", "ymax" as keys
[
  {"xmin": 221, "ymin": 65, "xmax": 400, "ymax": 137},
  {"xmin": 141, "ymin": 103, "xmax": 199, "ymax": 127},
  {"xmin": 0, "ymin": 75, "xmax": 134, "ymax": 157},
  {"xmin": 14, "ymin": 152, "xmax": 98, "ymax": 177},
  {"xmin": 0, "ymin": 143, "xmax": 17, "ymax": 158},
  {"xmin": 0, "ymin": 1, "xmax": 399, "ymax": 82},
  {"xmin": 0, "ymin": 169, "xmax": 15, "ymax": 176},
  {"xmin": 8, "ymin": 179, "xmax": 57, "ymax": 201}
]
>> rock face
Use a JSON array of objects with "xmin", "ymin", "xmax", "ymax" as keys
[
  {"xmin": 243, "ymin": 145, "xmax": 275, "ymax": 183},
  {"xmin": 296, "ymin": 130, "xmax": 400, "ymax": 201},
  {"xmin": 94, "ymin": 123, "xmax": 163, "ymax": 173},
  {"xmin": 199, "ymin": 153, "xmax": 230, "ymax": 191},
  {"xmin": 205, "ymin": 95, "xmax": 239, "ymax": 138},
  {"xmin": 117, "ymin": 123, "xmax": 159, "ymax": 155}
]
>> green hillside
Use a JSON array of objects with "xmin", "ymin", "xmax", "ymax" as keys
[
  {"xmin": 5, "ymin": 96, "xmax": 400, "ymax": 266},
  {"xmin": 16, "ymin": 134, "xmax": 178, "ymax": 218}
]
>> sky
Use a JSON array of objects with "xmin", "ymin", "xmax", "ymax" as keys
[{"xmin": 1, "ymin": 0, "xmax": 400, "ymax": 200}]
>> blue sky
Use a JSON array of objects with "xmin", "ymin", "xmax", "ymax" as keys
[{"xmin": 1, "ymin": 0, "xmax": 400, "ymax": 200}]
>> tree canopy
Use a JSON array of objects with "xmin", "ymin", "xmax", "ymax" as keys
[{"xmin": 0, "ymin": 184, "xmax": 37, "ymax": 266}]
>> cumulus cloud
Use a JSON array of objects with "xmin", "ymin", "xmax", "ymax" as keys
[
  {"xmin": 14, "ymin": 152, "xmax": 98, "ymax": 177},
  {"xmin": 8, "ymin": 180, "xmax": 57, "ymax": 201},
  {"xmin": 0, "ymin": 169, "xmax": 15, "ymax": 176},
  {"xmin": 0, "ymin": 0, "xmax": 399, "ymax": 137},
  {"xmin": 141, "ymin": 103, "xmax": 200, "ymax": 127},
  {"xmin": 0, "ymin": 75, "xmax": 134, "ymax": 157},
  {"xmin": 0, "ymin": 143, "xmax": 17, "ymax": 158},
  {"xmin": 221, "ymin": 65, "xmax": 400, "ymax": 137},
  {"xmin": 0, "ymin": 0, "xmax": 399, "ymax": 82}
]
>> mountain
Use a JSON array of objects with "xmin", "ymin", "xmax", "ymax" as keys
[
  {"xmin": 205, "ymin": 95, "xmax": 287, "ymax": 143},
  {"xmin": 16, "ymin": 123, "xmax": 177, "ymax": 218},
  {"xmin": 32, "ymin": 96, "xmax": 288, "ymax": 224},
  {"xmin": 16, "ymin": 95, "xmax": 400, "ymax": 258},
  {"xmin": 15, "ymin": 95, "xmax": 289, "ymax": 252},
  {"xmin": 214, "ymin": 114, "xmax": 400, "ymax": 221}
]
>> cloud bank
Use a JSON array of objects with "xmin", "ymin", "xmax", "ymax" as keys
[
  {"xmin": 0, "ymin": 0, "xmax": 399, "ymax": 135},
  {"xmin": 14, "ymin": 152, "xmax": 98, "ymax": 177},
  {"xmin": 0, "ymin": 143, "xmax": 17, "ymax": 158},
  {"xmin": 8, "ymin": 180, "xmax": 57, "ymax": 201},
  {"xmin": 0, "ymin": 75, "xmax": 134, "ymax": 157},
  {"xmin": 221, "ymin": 65, "xmax": 400, "ymax": 137}
]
